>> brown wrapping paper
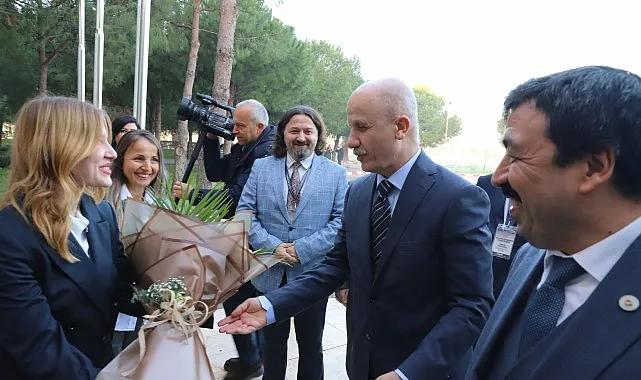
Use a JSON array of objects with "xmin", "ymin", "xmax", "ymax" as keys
[{"xmin": 98, "ymin": 200, "xmax": 279, "ymax": 379}]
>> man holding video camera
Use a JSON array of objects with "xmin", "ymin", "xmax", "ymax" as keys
[{"xmin": 174, "ymin": 98, "xmax": 274, "ymax": 380}]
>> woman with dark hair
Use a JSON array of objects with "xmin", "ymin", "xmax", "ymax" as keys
[
  {"xmin": 105, "ymin": 129, "xmax": 166, "ymax": 354},
  {"xmin": 111, "ymin": 115, "xmax": 139, "ymax": 147},
  {"xmin": 0, "ymin": 97, "xmax": 142, "ymax": 379}
]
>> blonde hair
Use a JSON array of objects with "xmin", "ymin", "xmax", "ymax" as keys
[{"xmin": 2, "ymin": 96, "xmax": 111, "ymax": 263}]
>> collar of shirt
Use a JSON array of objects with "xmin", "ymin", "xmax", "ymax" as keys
[
  {"xmin": 374, "ymin": 149, "xmax": 420, "ymax": 215},
  {"xmin": 542, "ymin": 214, "xmax": 641, "ymax": 284},
  {"xmin": 375, "ymin": 148, "xmax": 421, "ymax": 193},
  {"xmin": 69, "ymin": 209, "xmax": 90, "ymax": 257},
  {"xmin": 120, "ymin": 183, "xmax": 154, "ymax": 204},
  {"xmin": 286, "ymin": 152, "xmax": 314, "ymax": 171}
]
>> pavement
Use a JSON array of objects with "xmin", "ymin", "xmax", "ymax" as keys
[{"xmin": 201, "ymin": 297, "xmax": 349, "ymax": 379}]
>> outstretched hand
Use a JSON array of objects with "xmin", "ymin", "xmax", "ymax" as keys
[{"xmin": 217, "ymin": 298, "xmax": 267, "ymax": 334}]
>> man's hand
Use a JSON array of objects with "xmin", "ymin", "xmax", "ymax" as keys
[
  {"xmin": 172, "ymin": 181, "xmax": 193, "ymax": 199},
  {"xmin": 284, "ymin": 243, "xmax": 299, "ymax": 262},
  {"xmin": 335, "ymin": 288, "xmax": 349, "ymax": 306},
  {"xmin": 274, "ymin": 243, "xmax": 298, "ymax": 264},
  {"xmin": 218, "ymin": 298, "xmax": 267, "ymax": 334},
  {"xmin": 375, "ymin": 371, "xmax": 402, "ymax": 380}
]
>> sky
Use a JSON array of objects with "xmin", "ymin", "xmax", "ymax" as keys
[{"xmin": 264, "ymin": 0, "xmax": 641, "ymax": 144}]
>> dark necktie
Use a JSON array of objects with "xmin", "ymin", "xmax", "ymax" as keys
[
  {"xmin": 520, "ymin": 255, "xmax": 586, "ymax": 353},
  {"xmin": 287, "ymin": 161, "xmax": 302, "ymax": 212},
  {"xmin": 371, "ymin": 179, "xmax": 393, "ymax": 265}
]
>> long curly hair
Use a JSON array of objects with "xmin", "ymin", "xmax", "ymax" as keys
[
  {"xmin": 2, "ymin": 97, "xmax": 111, "ymax": 263},
  {"xmin": 271, "ymin": 105, "xmax": 328, "ymax": 158}
]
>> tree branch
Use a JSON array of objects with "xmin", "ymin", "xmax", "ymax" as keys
[
  {"xmin": 166, "ymin": 19, "xmax": 218, "ymax": 35},
  {"xmin": 42, "ymin": 36, "xmax": 71, "ymax": 66}
]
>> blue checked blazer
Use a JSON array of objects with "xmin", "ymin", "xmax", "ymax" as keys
[{"xmin": 236, "ymin": 154, "xmax": 348, "ymax": 293}]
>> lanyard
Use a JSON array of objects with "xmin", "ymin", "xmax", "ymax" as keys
[
  {"xmin": 503, "ymin": 198, "xmax": 516, "ymax": 226},
  {"xmin": 285, "ymin": 156, "xmax": 313, "ymax": 199}
]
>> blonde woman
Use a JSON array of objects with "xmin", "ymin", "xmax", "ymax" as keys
[
  {"xmin": 0, "ymin": 97, "xmax": 142, "ymax": 380},
  {"xmin": 105, "ymin": 129, "xmax": 166, "ymax": 353}
]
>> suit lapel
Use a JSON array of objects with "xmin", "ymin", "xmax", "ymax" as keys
[
  {"xmin": 43, "ymin": 228, "xmax": 113, "ymax": 325},
  {"xmin": 293, "ymin": 155, "xmax": 322, "ymax": 222},
  {"xmin": 271, "ymin": 157, "xmax": 289, "ymax": 220},
  {"xmin": 373, "ymin": 153, "xmax": 436, "ymax": 284},
  {"xmin": 473, "ymin": 247, "xmax": 544, "ymax": 373},
  {"xmin": 489, "ymin": 187, "xmax": 506, "ymax": 230},
  {"xmin": 354, "ymin": 174, "xmax": 376, "ymax": 284},
  {"xmin": 509, "ymin": 235, "xmax": 641, "ymax": 379}
]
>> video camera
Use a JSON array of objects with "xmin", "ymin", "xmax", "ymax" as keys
[{"xmin": 176, "ymin": 93, "xmax": 236, "ymax": 140}]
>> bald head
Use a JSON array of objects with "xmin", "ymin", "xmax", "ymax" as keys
[
  {"xmin": 346, "ymin": 78, "xmax": 420, "ymax": 177},
  {"xmin": 350, "ymin": 78, "xmax": 419, "ymax": 141}
]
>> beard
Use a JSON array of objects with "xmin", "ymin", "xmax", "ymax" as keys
[{"xmin": 289, "ymin": 143, "xmax": 313, "ymax": 160}]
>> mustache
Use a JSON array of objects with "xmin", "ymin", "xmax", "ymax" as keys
[
  {"xmin": 353, "ymin": 148, "xmax": 367, "ymax": 156},
  {"xmin": 501, "ymin": 183, "xmax": 522, "ymax": 203}
]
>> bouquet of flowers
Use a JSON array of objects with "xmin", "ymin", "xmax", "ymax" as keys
[{"xmin": 98, "ymin": 185, "xmax": 279, "ymax": 379}]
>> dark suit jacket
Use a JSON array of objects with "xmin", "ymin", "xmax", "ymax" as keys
[
  {"xmin": 202, "ymin": 124, "xmax": 275, "ymax": 213},
  {"xmin": 0, "ymin": 195, "xmax": 139, "ymax": 380},
  {"xmin": 266, "ymin": 152, "xmax": 494, "ymax": 379},
  {"xmin": 466, "ymin": 239, "xmax": 641, "ymax": 380},
  {"xmin": 476, "ymin": 174, "xmax": 526, "ymax": 298}
]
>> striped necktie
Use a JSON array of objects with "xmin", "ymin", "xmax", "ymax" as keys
[{"xmin": 371, "ymin": 179, "xmax": 393, "ymax": 265}]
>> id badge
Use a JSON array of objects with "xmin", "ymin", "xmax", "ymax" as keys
[{"xmin": 492, "ymin": 224, "xmax": 517, "ymax": 259}]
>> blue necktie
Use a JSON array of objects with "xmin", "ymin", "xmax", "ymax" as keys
[
  {"xmin": 520, "ymin": 255, "xmax": 586, "ymax": 353},
  {"xmin": 371, "ymin": 180, "xmax": 393, "ymax": 265}
]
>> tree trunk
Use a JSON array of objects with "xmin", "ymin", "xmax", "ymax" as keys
[
  {"xmin": 174, "ymin": 0, "xmax": 201, "ymax": 182},
  {"xmin": 333, "ymin": 135, "xmax": 341, "ymax": 161},
  {"xmin": 37, "ymin": 40, "xmax": 48, "ymax": 96},
  {"xmin": 212, "ymin": 0, "xmax": 238, "ymax": 160}
]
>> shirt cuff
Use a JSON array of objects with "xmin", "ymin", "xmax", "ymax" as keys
[
  {"xmin": 395, "ymin": 369, "xmax": 409, "ymax": 380},
  {"xmin": 257, "ymin": 295, "xmax": 276, "ymax": 325}
]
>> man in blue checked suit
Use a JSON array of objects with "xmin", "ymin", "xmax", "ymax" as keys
[
  {"xmin": 221, "ymin": 78, "xmax": 494, "ymax": 380},
  {"xmin": 236, "ymin": 105, "xmax": 348, "ymax": 380}
]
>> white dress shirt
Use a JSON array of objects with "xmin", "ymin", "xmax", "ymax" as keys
[
  {"xmin": 120, "ymin": 183, "xmax": 155, "ymax": 204},
  {"xmin": 69, "ymin": 210, "xmax": 90, "ymax": 258},
  {"xmin": 374, "ymin": 149, "xmax": 421, "ymax": 215},
  {"xmin": 539, "ymin": 215, "xmax": 641, "ymax": 325}
]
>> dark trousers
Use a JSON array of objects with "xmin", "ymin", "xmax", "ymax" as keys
[
  {"xmin": 222, "ymin": 281, "xmax": 263, "ymax": 365},
  {"xmin": 261, "ymin": 294, "xmax": 328, "ymax": 380}
]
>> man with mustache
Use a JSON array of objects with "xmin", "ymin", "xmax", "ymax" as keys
[
  {"xmin": 466, "ymin": 66, "xmax": 641, "ymax": 379},
  {"xmin": 234, "ymin": 105, "xmax": 348, "ymax": 380},
  {"xmin": 476, "ymin": 174, "xmax": 527, "ymax": 298},
  {"xmin": 220, "ymin": 78, "xmax": 494, "ymax": 380}
]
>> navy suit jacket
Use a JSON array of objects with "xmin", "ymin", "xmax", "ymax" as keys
[
  {"xmin": 466, "ymin": 240, "xmax": 641, "ymax": 380},
  {"xmin": 0, "ymin": 195, "xmax": 139, "ymax": 380},
  {"xmin": 476, "ymin": 174, "xmax": 526, "ymax": 298},
  {"xmin": 266, "ymin": 152, "xmax": 494, "ymax": 379}
]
